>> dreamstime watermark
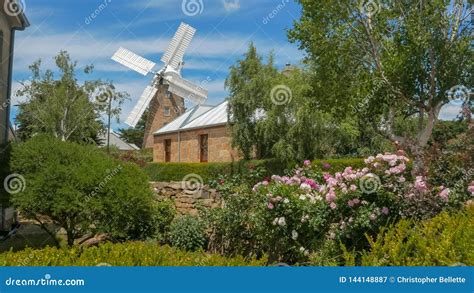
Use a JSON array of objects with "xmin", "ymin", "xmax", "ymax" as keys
[
  {"xmin": 358, "ymin": 0, "xmax": 381, "ymax": 17},
  {"xmin": 85, "ymin": 165, "xmax": 123, "ymax": 202},
  {"xmin": 453, "ymin": 168, "xmax": 474, "ymax": 191},
  {"xmin": 5, "ymin": 274, "xmax": 85, "ymax": 287},
  {"xmin": 352, "ymin": 78, "xmax": 386, "ymax": 114},
  {"xmin": 270, "ymin": 85, "xmax": 293, "ymax": 105},
  {"xmin": 3, "ymin": 173, "xmax": 26, "ymax": 195},
  {"xmin": 181, "ymin": 173, "xmax": 203, "ymax": 194},
  {"xmin": 359, "ymin": 173, "xmax": 381, "ymax": 194},
  {"xmin": 84, "ymin": 0, "xmax": 112, "ymax": 25},
  {"xmin": 182, "ymin": 0, "xmax": 204, "ymax": 17},
  {"xmin": 95, "ymin": 85, "xmax": 114, "ymax": 106},
  {"xmin": 3, "ymin": 0, "xmax": 26, "ymax": 17},
  {"xmin": 447, "ymin": 85, "xmax": 472, "ymax": 106},
  {"xmin": 262, "ymin": 0, "xmax": 290, "ymax": 25}
]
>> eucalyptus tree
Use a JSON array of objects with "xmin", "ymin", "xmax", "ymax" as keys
[{"xmin": 289, "ymin": 0, "xmax": 473, "ymax": 173}]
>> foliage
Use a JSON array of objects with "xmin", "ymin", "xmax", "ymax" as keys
[
  {"xmin": 288, "ymin": 0, "xmax": 473, "ymax": 173},
  {"xmin": 152, "ymin": 200, "xmax": 176, "ymax": 243},
  {"xmin": 9, "ymin": 135, "xmax": 157, "ymax": 246},
  {"xmin": 0, "ymin": 242, "xmax": 266, "ymax": 266},
  {"xmin": 0, "ymin": 145, "xmax": 11, "ymax": 201},
  {"xmin": 225, "ymin": 43, "xmax": 278, "ymax": 159},
  {"xmin": 428, "ymin": 124, "xmax": 473, "ymax": 188},
  {"xmin": 169, "ymin": 215, "xmax": 207, "ymax": 252},
  {"xmin": 349, "ymin": 205, "xmax": 474, "ymax": 266},
  {"xmin": 204, "ymin": 152, "xmax": 472, "ymax": 263},
  {"xmin": 109, "ymin": 148, "xmax": 153, "ymax": 167},
  {"xmin": 15, "ymin": 51, "xmax": 129, "ymax": 143},
  {"xmin": 144, "ymin": 159, "xmax": 285, "ymax": 182},
  {"xmin": 203, "ymin": 184, "xmax": 266, "ymax": 258},
  {"xmin": 118, "ymin": 109, "xmax": 148, "ymax": 148},
  {"xmin": 226, "ymin": 44, "xmax": 392, "ymax": 163}
]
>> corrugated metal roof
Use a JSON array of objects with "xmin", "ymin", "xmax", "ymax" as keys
[
  {"xmin": 154, "ymin": 101, "xmax": 229, "ymax": 135},
  {"xmin": 99, "ymin": 131, "xmax": 140, "ymax": 151}
]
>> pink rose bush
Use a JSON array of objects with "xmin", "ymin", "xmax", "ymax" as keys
[{"xmin": 251, "ymin": 152, "xmax": 473, "ymax": 261}]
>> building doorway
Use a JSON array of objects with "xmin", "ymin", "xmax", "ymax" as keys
[
  {"xmin": 199, "ymin": 134, "xmax": 208, "ymax": 163},
  {"xmin": 164, "ymin": 139, "xmax": 171, "ymax": 162}
]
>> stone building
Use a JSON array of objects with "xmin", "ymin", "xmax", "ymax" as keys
[
  {"xmin": 142, "ymin": 84, "xmax": 185, "ymax": 149},
  {"xmin": 153, "ymin": 100, "xmax": 241, "ymax": 163},
  {"xmin": 0, "ymin": 0, "xmax": 28, "ymax": 145}
]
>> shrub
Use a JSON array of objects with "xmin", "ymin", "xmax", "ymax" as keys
[
  {"xmin": 152, "ymin": 200, "xmax": 176, "ymax": 242},
  {"xmin": 353, "ymin": 205, "xmax": 474, "ymax": 266},
  {"xmin": 109, "ymin": 148, "xmax": 153, "ymax": 167},
  {"xmin": 10, "ymin": 135, "xmax": 157, "ymax": 246},
  {"xmin": 240, "ymin": 152, "xmax": 470, "ymax": 263},
  {"xmin": 203, "ymin": 184, "xmax": 266, "ymax": 258},
  {"xmin": 0, "ymin": 242, "xmax": 266, "ymax": 266},
  {"xmin": 144, "ymin": 158, "xmax": 366, "ymax": 182},
  {"xmin": 169, "ymin": 215, "xmax": 207, "ymax": 252}
]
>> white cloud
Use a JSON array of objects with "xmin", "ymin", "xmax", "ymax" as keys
[{"xmin": 223, "ymin": 0, "xmax": 241, "ymax": 12}]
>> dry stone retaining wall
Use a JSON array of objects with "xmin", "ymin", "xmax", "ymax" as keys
[{"xmin": 151, "ymin": 182, "xmax": 222, "ymax": 215}]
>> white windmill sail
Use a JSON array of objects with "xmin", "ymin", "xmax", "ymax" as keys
[
  {"xmin": 112, "ymin": 47, "xmax": 156, "ymax": 76},
  {"xmin": 164, "ymin": 71, "xmax": 207, "ymax": 105},
  {"xmin": 161, "ymin": 23, "xmax": 196, "ymax": 71},
  {"xmin": 125, "ymin": 86, "xmax": 158, "ymax": 127}
]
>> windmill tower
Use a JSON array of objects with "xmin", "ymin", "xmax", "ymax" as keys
[
  {"xmin": 142, "ymin": 84, "xmax": 185, "ymax": 148},
  {"xmin": 111, "ymin": 23, "xmax": 208, "ymax": 148}
]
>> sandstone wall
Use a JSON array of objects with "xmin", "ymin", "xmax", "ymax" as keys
[
  {"xmin": 151, "ymin": 182, "xmax": 222, "ymax": 215},
  {"xmin": 153, "ymin": 125, "xmax": 240, "ymax": 163}
]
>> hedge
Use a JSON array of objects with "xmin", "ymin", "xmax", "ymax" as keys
[
  {"xmin": 144, "ymin": 159, "xmax": 284, "ymax": 182},
  {"xmin": 345, "ymin": 205, "xmax": 474, "ymax": 266},
  {"xmin": 310, "ymin": 158, "xmax": 366, "ymax": 174},
  {"xmin": 144, "ymin": 158, "xmax": 366, "ymax": 182},
  {"xmin": 0, "ymin": 242, "xmax": 267, "ymax": 266}
]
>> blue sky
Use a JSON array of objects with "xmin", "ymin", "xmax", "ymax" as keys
[
  {"xmin": 11, "ymin": 0, "xmax": 304, "ymax": 130},
  {"xmin": 10, "ymin": 0, "xmax": 461, "ymax": 131}
]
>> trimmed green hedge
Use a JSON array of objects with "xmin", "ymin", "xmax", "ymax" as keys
[
  {"xmin": 144, "ymin": 159, "xmax": 285, "ymax": 182},
  {"xmin": 310, "ymin": 158, "xmax": 366, "ymax": 174},
  {"xmin": 144, "ymin": 158, "xmax": 366, "ymax": 182},
  {"xmin": 0, "ymin": 242, "xmax": 266, "ymax": 266}
]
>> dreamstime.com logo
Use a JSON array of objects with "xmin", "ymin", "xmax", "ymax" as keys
[
  {"xmin": 182, "ymin": 0, "xmax": 204, "ymax": 16},
  {"xmin": 359, "ymin": 0, "xmax": 381, "ymax": 17},
  {"xmin": 3, "ymin": 173, "xmax": 26, "ymax": 194},
  {"xmin": 95, "ymin": 85, "xmax": 115, "ymax": 106},
  {"xmin": 5, "ymin": 274, "xmax": 85, "ymax": 287},
  {"xmin": 3, "ymin": 0, "xmax": 26, "ymax": 17},
  {"xmin": 270, "ymin": 85, "xmax": 293, "ymax": 105},
  {"xmin": 447, "ymin": 85, "xmax": 472, "ymax": 106},
  {"xmin": 181, "ymin": 173, "xmax": 204, "ymax": 194},
  {"xmin": 359, "ymin": 173, "xmax": 381, "ymax": 194}
]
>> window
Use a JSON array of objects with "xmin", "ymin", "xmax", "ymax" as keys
[
  {"xmin": 163, "ymin": 107, "xmax": 171, "ymax": 116},
  {"xmin": 199, "ymin": 134, "xmax": 208, "ymax": 163},
  {"xmin": 164, "ymin": 139, "xmax": 171, "ymax": 162}
]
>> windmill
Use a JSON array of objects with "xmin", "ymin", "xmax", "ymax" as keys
[{"xmin": 111, "ymin": 22, "xmax": 208, "ymax": 148}]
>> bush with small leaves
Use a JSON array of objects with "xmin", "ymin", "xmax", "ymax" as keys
[{"xmin": 169, "ymin": 215, "xmax": 207, "ymax": 252}]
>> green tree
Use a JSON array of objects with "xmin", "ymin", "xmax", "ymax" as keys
[
  {"xmin": 288, "ymin": 0, "xmax": 473, "ymax": 173},
  {"xmin": 118, "ymin": 110, "xmax": 147, "ymax": 148},
  {"xmin": 226, "ymin": 43, "xmax": 278, "ymax": 159},
  {"xmin": 15, "ymin": 51, "xmax": 128, "ymax": 143},
  {"xmin": 10, "ymin": 135, "xmax": 156, "ymax": 246}
]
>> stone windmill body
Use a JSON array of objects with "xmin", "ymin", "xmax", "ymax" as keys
[{"xmin": 111, "ymin": 23, "xmax": 208, "ymax": 148}]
